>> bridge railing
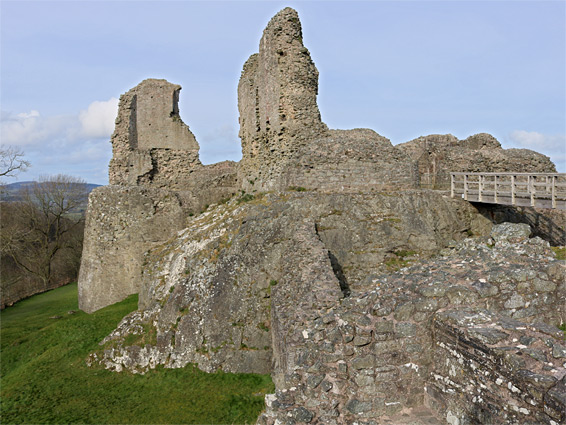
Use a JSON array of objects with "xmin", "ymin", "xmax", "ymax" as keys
[{"xmin": 450, "ymin": 172, "xmax": 566, "ymax": 210}]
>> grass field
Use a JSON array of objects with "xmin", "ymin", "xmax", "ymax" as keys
[{"xmin": 1, "ymin": 283, "xmax": 273, "ymax": 424}]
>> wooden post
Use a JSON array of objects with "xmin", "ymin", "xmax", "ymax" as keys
[
  {"xmin": 530, "ymin": 175, "xmax": 536, "ymax": 207},
  {"xmin": 478, "ymin": 174, "xmax": 484, "ymax": 202},
  {"xmin": 551, "ymin": 176, "xmax": 557, "ymax": 208},
  {"xmin": 450, "ymin": 174, "xmax": 455, "ymax": 198},
  {"xmin": 494, "ymin": 175, "xmax": 498, "ymax": 203},
  {"xmin": 464, "ymin": 174, "xmax": 468, "ymax": 200},
  {"xmin": 511, "ymin": 175, "xmax": 516, "ymax": 205}
]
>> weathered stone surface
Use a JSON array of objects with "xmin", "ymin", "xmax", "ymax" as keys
[
  {"xmin": 431, "ymin": 308, "xmax": 566, "ymax": 425},
  {"xmin": 93, "ymin": 190, "xmax": 486, "ymax": 373},
  {"xmin": 491, "ymin": 221, "xmax": 532, "ymax": 243},
  {"xmin": 78, "ymin": 186, "xmax": 186, "ymax": 313},
  {"xmin": 238, "ymin": 7, "xmax": 328, "ymax": 191}
]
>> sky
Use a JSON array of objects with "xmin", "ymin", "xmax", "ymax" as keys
[{"xmin": 1, "ymin": 0, "xmax": 565, "ymax": 185}]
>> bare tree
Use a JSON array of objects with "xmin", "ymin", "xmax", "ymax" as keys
[
  {"xmin": 0, "ymin": 174, "xmax": 88, "ymax": 294},
  {"xmin": 0, "ymin": 146, "xmax": 30, "ymax": 178}
]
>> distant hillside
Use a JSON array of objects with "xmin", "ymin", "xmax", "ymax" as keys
[{"xmin": 0, "ymin": 181, "xmax": 100, "ymax": 203}]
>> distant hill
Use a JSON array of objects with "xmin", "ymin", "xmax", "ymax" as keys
[{"xmin": 0, "ymin": 181, "xmax": 100, "ymax": 204}]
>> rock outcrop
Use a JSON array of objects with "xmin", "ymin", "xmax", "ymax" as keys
[
  {"xmin": 90, "ymin": 190, "xmax": 490, "ymax": 374},
  {"xmin": 397, "ymin": 133, "xmax": 557, "ymax": 189},
  {"xmin": 78, "ymin": 7, "xmax": 565, "ymax": 425}
]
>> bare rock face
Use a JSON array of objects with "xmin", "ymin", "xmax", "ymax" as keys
[
  {"xmin": 92, "ymin": 191, "xmax": 490, "ymax": 374},
  {"xmin": 397, "ymin": 133, "xmax": 557, "ymax": 189},
  {"xmin": 108, "ymin": 79, "xmax": 201, "ymax": 188}
]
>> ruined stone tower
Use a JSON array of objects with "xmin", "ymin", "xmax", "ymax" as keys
[
  {"xmin": 238, "ymin": 7, "xmax": 329, "ymax": 190},
  {"xmin": 109, "ymin": 79, "xmax": 202, "ymax": 189}
]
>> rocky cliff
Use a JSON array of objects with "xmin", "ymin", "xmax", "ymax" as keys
[{"xmin": 78, "ymin": 7, "xmax": 565, "ymax": 424}]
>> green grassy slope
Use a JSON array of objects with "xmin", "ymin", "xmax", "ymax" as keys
[{"xmin": 1, "ymin": 283, "xmax": 273, "ymax": 424}]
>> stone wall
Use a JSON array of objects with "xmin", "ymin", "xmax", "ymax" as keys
[
  {"xmin": 108, "ymin": 79, "xmax": 201, "ymax": 188},
  {"xmin": 397, "ymin": 133, "xmax": 557, "ymax": 189},
  {"xmin": 237, "ymin": 9, "xmax": 416, "ymax": 192},
  {"xmin": 430, "ymin": 309, "xmax": 566, "ymax": 425},
  {"xmin": 280, "ymin": 129, "xmax": 416, "ymax": 193},
  {"xmin": 78, "ymin": 186, "xmax": 188, "ymax": 313},
  {"xmin": 258, "ymin": 223, "xmax": 565, "ymax": 424}
]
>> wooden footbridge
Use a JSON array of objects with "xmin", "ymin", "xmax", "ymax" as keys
[{"xmin": 450, "ymin": 173, "xmax": 566, "ymax": 210}]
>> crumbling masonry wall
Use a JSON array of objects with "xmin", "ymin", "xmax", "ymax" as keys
[
  {"xmin": 237, "ymin": 8, "xmax": 417, "ymax": 192},
  {"xmin": 238, "ymin": 8, "xmax": 328, "ymax": 191},
  {"xmin": 108, "ymin": 79, "xmax": 202, "ymax": 188},
  {"xmin": 79, "ymin": 80, "xmax": 238, "ymax": 313},
  {"xmin": 397, "ymin": 133, "xmax": 557, "ymax": 189}
]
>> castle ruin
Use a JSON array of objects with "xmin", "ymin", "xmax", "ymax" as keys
[{"xmin": 78, "ymin": 8, "xmax": 565, "ymax": 425}]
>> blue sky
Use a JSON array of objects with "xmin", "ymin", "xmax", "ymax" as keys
[{"xmin": 1, "ymin": 0, "xmax": 565, "ymax": 184}]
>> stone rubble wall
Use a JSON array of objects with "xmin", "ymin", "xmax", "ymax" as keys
[
  {"xmin": 430, "ymin": 308, "xmax": 566, "ymax": 425},
  {"xmin": 279, "ymin": 129, "xmax": 417, "ymax": 193},
  {"xmin": 258, "ymin": 223, "xmax": 565, "ymax": 424},
  {"xmin": 397, "ymin": 133, "xmax": 557, "ymax": 189}
]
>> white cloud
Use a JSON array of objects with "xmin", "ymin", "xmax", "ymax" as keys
[
  {"xmin": 0, "ymin": 98, "xmax": 118, "ymax": 184},
  {"xmin": 509, "ymin": 130, "xmax": 565, "ymax": 152},
  {"xmin": 508, "ymin": 130, "xmax": 566, "ymax": 172},
  {"xmin": 0, "ymin": 110, "xmax": 73, "ymax": 146},
  {"xmin": 78, "ymin": 98, "xmax": 118, "ymax": 138}
]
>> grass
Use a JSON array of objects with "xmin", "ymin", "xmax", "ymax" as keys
[
  {"xmin": 1, "ymin": 283, "xmax": 273, "ymax": 424},
  {"xmin": 551, "ymin": 246, "xmax": 566, "ymax": 260}
]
